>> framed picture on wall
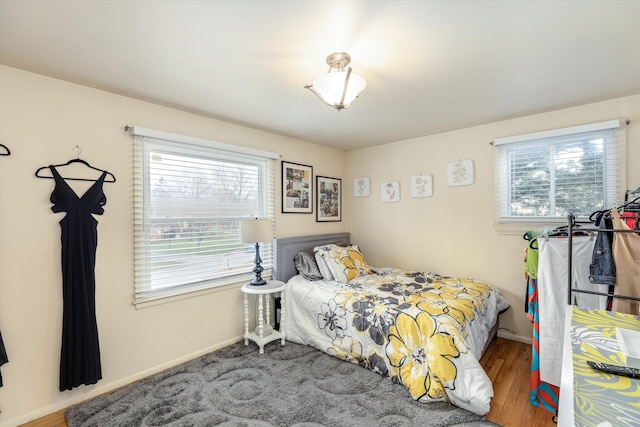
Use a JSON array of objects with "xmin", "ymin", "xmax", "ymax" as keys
[
  {"xmin": 447, "ymin": 159, "xmax": 474, "ymax": 187},
  {"xmin": 282, "ymin": 161, "xmax": 312, "ymax": 213},
  {"xmin": 316, "ymin": 176, "xmax": 341, "ymax": 222},
  {"xmin": 411, "ymin": 174, "xmax": 433, "ymax": 197},
  {"xmin": 353, "ymin": 177, "xmax": 371, "ymax": 197},
  {"xmin": 381, "ymin": 181, "xmax": 400, "ymax": 202}
]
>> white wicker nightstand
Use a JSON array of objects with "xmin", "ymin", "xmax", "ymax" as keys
[{"xmin": 241, "ymin": 280, "xmax": 285, "ymax": 354}]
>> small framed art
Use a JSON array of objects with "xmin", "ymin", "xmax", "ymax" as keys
[
  {"xmin": 282, "ymin": 161, "xmax": 312, "ymax": 213},
  {"xmin": 381, "ymin": 181, "xmax": 400, "ymax": 203},
  {"xmin": 411, "ymin": 175, "xmax": 433, "ymax": 198},
  {"xmin": 316, "ymin": 176, "xmax": 341, "ymax": 222},
  {"xmin": 353, "ymin": 177, "xmax": 371, "ymax": 197},
  {"xmin": 447, "ymin": 159, "xmax": 474, "ymax": 187}
]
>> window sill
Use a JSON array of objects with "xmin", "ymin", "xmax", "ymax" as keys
[
  {"xmin": 133, "ymin": 274, "xmax": 273, "ymax": 309},
  {"xmin": 493, "ymin": 218, "xmax": 571, "ymax": 236}
]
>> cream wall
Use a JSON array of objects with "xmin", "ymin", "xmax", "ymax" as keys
[
  {"xmin": 344, "ymin": 94, "xmax": 640, "ymax": 344},
  {"xmin": 1, "ymin": 65, "xmax": 638, "ymax": 426},
  {"xmin": 0, "ymin": 65, "xmax": 345, "ymax": 426}
]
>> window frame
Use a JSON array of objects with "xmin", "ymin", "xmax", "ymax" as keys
[
  {"xmin": 494, "ymin": 119, "xmax": 626, "ymax": 225},
  {"xmin": 130, "ymin": 126, "xmax": 278, "ymax": 306}
]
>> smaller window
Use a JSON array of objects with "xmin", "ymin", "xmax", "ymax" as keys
[{"xmin": 495, "ymin": 119, "xmax": 625, "ymax": 223}]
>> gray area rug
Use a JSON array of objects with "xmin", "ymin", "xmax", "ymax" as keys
[{"xmin": 65, "ymin": 341, "xmax": 501, "ymax": 427}]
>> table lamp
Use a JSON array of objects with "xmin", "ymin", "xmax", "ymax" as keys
[{"xmin": 241, "ymin": 218, "xmax": 273, "ymax": 286}]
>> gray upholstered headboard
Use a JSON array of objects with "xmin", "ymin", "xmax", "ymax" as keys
[{"xmin": 273, "ymin": 232, "xmax": 350, "ymax": 282}]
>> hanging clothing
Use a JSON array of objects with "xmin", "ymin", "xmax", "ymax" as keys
[
  {"xmin": 620, "ymin": 210, "xmax": 640, "ymax": 231},
  {"xmin": 589, "ymin": 212, "xmax": 616, "ymax": 286},
  {"xmin": 611, "ymin": 209, "xmax": 640, "ymax": 315},
  {"xmin": 0, "ymin": 330, "xmax": 7, "ymax": 387},
  {"xmin": 523, "ymin": 230, "xmax": 539, "ymax": 316},
  {"xmin": 526, "ymin": 277, "xmax": 559, "ymax": 413},
  {"xmin": 524, "ymin": 237, "xmax": 559, "ymax": 414},
  {"xmin": 537, "ymin": 236, "xmax": 607, "ymax": 386},
  {"xmin": 523, "ymin": 231, "xmax": 539, "ymax": 280},
  {"xmin": 523, "ymin": 231, "xmax": 560, "ymax": 413},
  {"xmin": 49, "ymin": 165, "xmax": 107, "ymax": 391}
]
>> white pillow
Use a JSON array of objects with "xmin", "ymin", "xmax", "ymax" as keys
[
  {"xmin": 315, "ymin": 244, "xmax": 372, "ymax": 282},
  {"xmin": 313, "ymin": 245, "xmax": 334, "ymax": 280}
]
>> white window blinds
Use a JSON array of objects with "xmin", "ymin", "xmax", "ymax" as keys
[
  {"xmin": 495, "ymin": 119, "xmax": 626, "ymax": 223},
  {"xmin": 130, "ymin": 127, "xmax": 277, "ymax": 304}
]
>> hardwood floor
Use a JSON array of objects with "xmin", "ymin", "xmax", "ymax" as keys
[
  {"xmin": 481, "ymin": 338, "xmax": 557, "ymax": 427},
  {"xmin": 20, "ymin": 338, "xmax": 557, "ymax": 427}
]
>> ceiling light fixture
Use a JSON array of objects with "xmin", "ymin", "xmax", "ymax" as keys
[{"xmin": 304, "ymin": 52, "xmax": 366, "ymax": 111}]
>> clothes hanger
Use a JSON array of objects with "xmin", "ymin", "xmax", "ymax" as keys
[
  {"xmin": 522, "ymin": 231, "xmax": 539, "ymax": 249},
  {"xmin": 588, "ymin": 196, "xmax": 640, "ymax": 222},
  {"xmin": 34, "ymin": 146, "xmax": 116, "ymax": 183},
  {"xmin": 619, "ymin": 196, "xmax": 640, "ymax": 210},
  {"xmin": 537, "ymin": 220, "xmax": 589, "ymax": 242},
  {"xmin": 0, "ymin": 144, "xmax": 10, "ymax": 156},
  {"xmin": 589, "ymin": 209, "xmax": 606, "ymax": 223},
  {"xmin": 624, "ymin": 187, "xmax": 640, "ymax": 201},
  {"xmin": 607, "ymin": 197, "xmax": 640, "ymax": 215}
]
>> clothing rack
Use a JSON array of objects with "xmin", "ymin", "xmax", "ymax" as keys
[
  {"xmin": 566, "ymin": 212, "xmax": 640, "ymax": 304},
  {"xmin": 625, "ymin": 187, "xmax": 640, "ymax": 202}
]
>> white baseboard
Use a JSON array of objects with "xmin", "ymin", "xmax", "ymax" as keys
[
  {"xmin": 497, "ymin": 329, "xmax": 532, "ymax": 345},
  {"xmin": 1, "ymin": 336, "xmax": 243, "ymax": 427}
]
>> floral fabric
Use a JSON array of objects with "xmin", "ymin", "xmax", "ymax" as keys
[
  {"xmin": 285, "ymin": 267, "xmax": 510, "ymax": 416},
  {"xmin": 315, "ymin": 244, "xmax": 372, "ymax": 282},
  {"xmin": 568, "ymin": 307, "xmax": 640, "ymax": 426}
]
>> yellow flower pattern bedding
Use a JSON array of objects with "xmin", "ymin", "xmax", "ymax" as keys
[{"xmin": 285, "ymin": 267, "xmax": 510, "ymax": 416}]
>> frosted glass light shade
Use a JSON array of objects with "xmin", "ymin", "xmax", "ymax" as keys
[
  {"xmin": 241, "ymin": 219, "xmax": 273, "ymax": 243},
  {"xmin": 312, "ymin": 70, "xmax": 366, "ymax": 108}
]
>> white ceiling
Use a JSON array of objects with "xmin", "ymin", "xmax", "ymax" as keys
[{"xmin": 1, "ymin": 0, "xmax": 639, "ymax": 151}]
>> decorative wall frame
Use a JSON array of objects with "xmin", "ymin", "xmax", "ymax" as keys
[
  {"xmin": 447, "ymin": 159, "xmax": 474, "ymax": 187},
  {"xmin": 353, "ymin": 177, "xmax": 371, "ymax": 198},
  {"xmin": 381, "ymin": 181, "xmax": 400, "ymax": 203},
  {"xmin": 282, "ymin": 161, "xmax": 312, "ymax": 213},
  {"xmin": 411, "ymin": 175, "xmax": 433, "ymax": 198},
  {"xmin": 316, "ymin": 176, "xmax": 341, "ymax": 222}
]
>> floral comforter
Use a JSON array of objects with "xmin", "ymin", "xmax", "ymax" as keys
[{"xmin": 284, "ymin": 267, "xmax": 510, "ymax": 415}]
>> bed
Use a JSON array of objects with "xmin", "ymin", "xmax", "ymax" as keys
[{"xmin": 273, "ymin": 233, "xmax": 510, "ymax": 416}]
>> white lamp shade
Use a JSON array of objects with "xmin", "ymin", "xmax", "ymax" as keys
[
  {"xmin": 241, "ymin": 219, "xmax": 273, "ymax": 243},
  {"xmin": 312, "ymin": 71, "xmax": 366, "ymax": 107}
]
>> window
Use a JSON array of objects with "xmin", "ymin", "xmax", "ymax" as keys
[
  {"xmin": 131, "ymin": 127, "xmax": 278, "ymax": 304},
  {"xmin": 495, "ymin": 119, "xmax": 625, "ymax": 223}
]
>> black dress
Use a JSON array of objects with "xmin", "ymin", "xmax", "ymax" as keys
[
  {"xmin": 0, "ymin": 330, "xmax": 7, "ymax": 387},
  {"xmin": 49, "ymin": 165, "xmax": 107, "ymax": 391}
]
